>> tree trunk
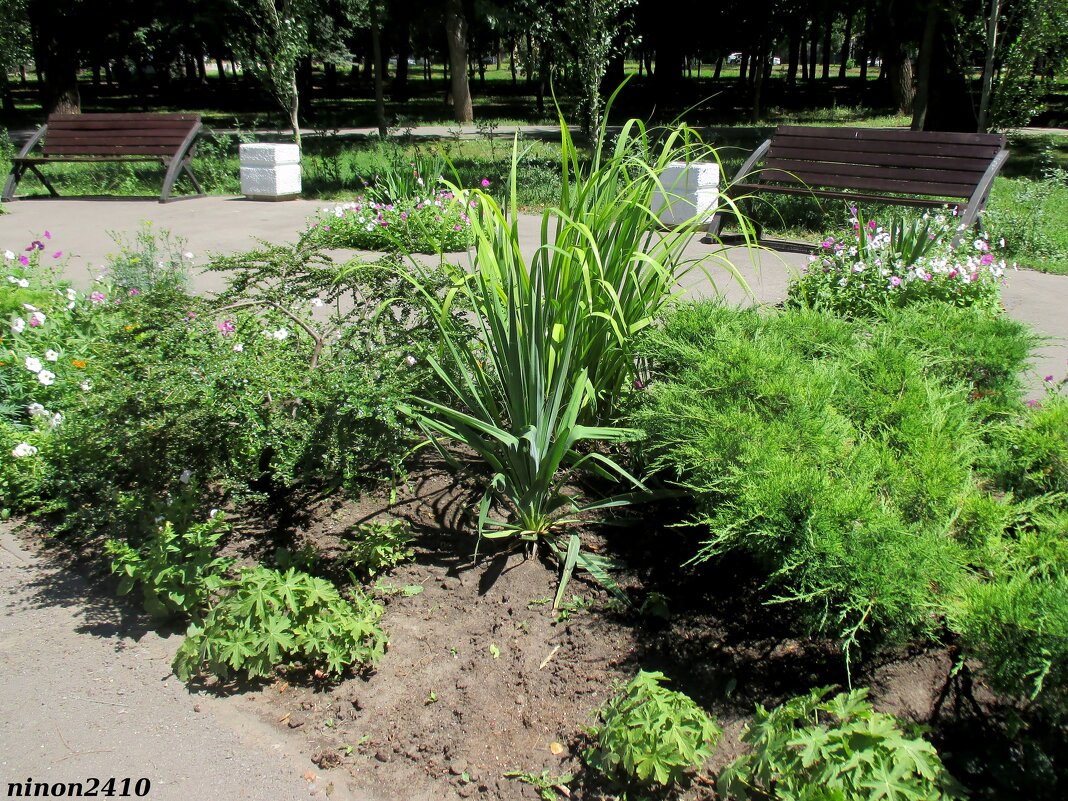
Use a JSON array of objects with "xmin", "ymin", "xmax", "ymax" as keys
[
  {"xmin": 751, "ymin": 50, "xmax": 767, "ymax": 123},
  {"xmin": 808, "ymin": 20, "xmax": 819, "ymax": 81},
  {"xmin": 739, "ymin": 51, "xmax": 748, "ymax": 82},
  {"xmin": 838, "ymin": 11, "xmax": 854, "ymax": 78},
  {"xmin": 713, "ymin": 56, "xmax": 723, "ymax": 79},
  {"xmin": 885, "ymin": 46, "xmax": 915, "ymax": 115},
  {"xmin": 911, "ymin": 4, "xmax": 939, "ymax": 130},
  {"xmin": 509, "ymin": 36, "xmax": 518, "ymax": 86},
  {"xmin": 821, "ymin": 15, "xmax": 833, "ymax": 79},
  {"xmin": 977, "ymin": 0, "xmax": 1001, "ymax": 131},
  {"xmin": 0, "ymin": 72, "xmax": 15, "ymax": 115},
  {"xmin": 287, "ymin": 72, "xmax": 301, "ymax": 147},
  {"xmin": 29, "ymin": 4, "xmax": 81, "ymax": 115},
  {"xmin": 445, "ymin": 0, "xmax": 473, "ymax": 123},
  {"xmin": 371, "ymin": 11, "xmax": 387, "ymax": 137}
]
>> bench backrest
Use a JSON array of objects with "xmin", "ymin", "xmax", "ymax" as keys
[
  {"xmin": 42, "ymin": 113, "xmax": 201, "ymax": 159},
  {"xmin": 760, "ymin": 126, "xmax": 1007, "ymax": 201}
]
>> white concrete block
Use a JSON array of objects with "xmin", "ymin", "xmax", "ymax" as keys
[
  {"xmin": 241, "ymin": 164, "xmax": 302, "ymax": 199},
  {"xmin": 239, "ymin": 143, "xmax": 301, "ymax": 166},
  {"xmin": 651, "ymin": 161, "xmax": 720, "ymax": 226}
]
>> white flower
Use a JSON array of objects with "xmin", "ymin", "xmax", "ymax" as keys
[
  {"xmin": 29, "ymin": 311, "xmax": 45, "ymax": 326},
  {"xmin": 310, "ymin": 297, "xmax": 324, "ymax": 307},
  {"xmin": 12, "ymin": 442, "xmax": 38, "ymax": 458},
  {"xmin": 49, "ymin": 412, "xmax": 63, "ymax": 428},
  {"xmin": 271, "ymin": 328, "xmax": 290, "ymax": 341},
  {"xmin": 405, "ymin": 354, "xmax": 417, "ymax": 367},
  {"xmin": 11, "ymin": 317, "xmax": 25, "ymax": 334},
  {"xmin": 22, "ymin": 303, "xmax": 37, "ymax": 312},
  {"xmin": 37, "ymin": 370, "xmax": 55, "ymax": 386},
  {"xmin": 66, "ymin": 302, "xmax": 75, "ymax": 311},
  {"xmin": 179, "ymin": 469, "xmax": 192, "ymax": 484},
  {"xmin": 66, "ymin": 288, "xmax": 77, "ymax": 301},
  {"xmin": 6, "ymin": 275, "xmax": 16, "ymax": 283},
  {"xmin": 24, "ymin": 356, "xmax": 42, "ymax": 373},
  {"xmin": 3, "ymin": 250, "xmax": 14, "ymax": 260},
  {"xmin": 209, "ymin": 508, "xmax": 221, "ymax": 518},
  {"xmin": 17, "ymin": 278, "xmax": 29, "ymax": 288},
  {"xmin": 233, "ymin": 342, "xmax": 244, "ymax": 352},
  {"xmin": 27, "ymin": 402, "xmax": 47, "ymax": 417},
  {"xmin": 80, "ymin": 380, "xmax": 91, "ymax": 392},
  {"xmin": 45, "ymin": 349, "xmax": 59, "ymax": 362},
  {"xmin": 183, "ymin": 252, "xmax": 194, "ymax": 260}
]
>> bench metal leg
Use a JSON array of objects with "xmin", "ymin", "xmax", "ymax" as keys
[
  {"xmin": 27, "ymin": 164, "xmax": 60, "ymax": 197},
  {"xmin": 1, "ymin": 164, "xmax": 23, "ymax": 202},
  {"xmin": 182, "ymin": 160, "xmax": 205, "ymax": 195}
]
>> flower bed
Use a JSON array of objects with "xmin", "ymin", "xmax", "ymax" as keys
[
  {"xmin": 310, "ymin": 190, "xmax": 476, "ymax": 254},
  {"xmin": 788, "ymin": 210, "xmax": 1011, "ymax": 317}
]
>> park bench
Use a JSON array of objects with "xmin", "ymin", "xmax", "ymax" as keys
[
  {"xmin": 704, "ymin": 126, "xmax": 1009, "ymax": 249},
  {"xmin": 2, "ymin": 113, "xmax": 205, "ymax": 203}
]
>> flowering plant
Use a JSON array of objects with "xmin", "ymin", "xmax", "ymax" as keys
[
  {"xmin": 787, "ymin": 209, "xmax": 1012, "ymax": 318},
  {"xmin": 310, "ymin": 190, "xmax": 475, "ymax": 254}
]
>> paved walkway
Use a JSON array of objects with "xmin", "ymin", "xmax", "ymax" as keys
[
  {"xmin": 0, "ymin": 195, "xmax": 1064, "ymax": 388},
  {"xmin": 0, "ymin": 527, "xmax": 369, "ymax": 801}
]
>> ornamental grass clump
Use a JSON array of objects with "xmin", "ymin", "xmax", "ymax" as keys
[
  {"xmin": 788, "ymin": 208, "xmax": 1010, "ymax": 318},
  {"xmin": 397, "ymin": 97, "xmax": 750, "ymax": 600}
]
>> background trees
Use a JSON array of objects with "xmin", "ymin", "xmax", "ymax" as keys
[{"xmin": 2, "ymin": 0, "xmax": 1064, "ymax": 134}]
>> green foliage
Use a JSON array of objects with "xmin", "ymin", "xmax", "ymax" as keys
[
  {"xmin": 629, "ymin": 303, "xmax": 984, "ymax": 656},
  {"xmin": 585, "ymin": 669, "xmax": 720, "ymax": 788},
  {"xmin": 104, "ymin": 223, "xmax": 192, "ymax": 294},
  {"xmin": 984, "ymin": 175, "xmax": 1068, "ymax": 274},
  {"xmin": 173, "ymin": 566, "xmax": 386, "ymax": 682},
  {"xmin": 787, "ymin": 211, "xmax": 1007, "ymax": 319},
  {"xmin": 719, "ymin": 687, "xmax": 962, "ymax": 801},
  {"xmin": 310, "ymin": 191, "xmax": 474, "ymax": 253},
  {"xmin": 105, "ymin": 512, "xmax": 233, "ymax": 619},
  {"xmin": 341, "ymin": 518, "xmax": 415, "ymax": 576},
  {"xmin": 985, "ymin": 389, "xmax": 1068, "ymax": 497}
]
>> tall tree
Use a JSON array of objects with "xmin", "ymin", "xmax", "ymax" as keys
[
  {"xmin": 0, "ymin": 0, "xmax": 30, "ymax": 114},
  {"xmin": 445, "ymin": 0, "xmax": 473, "ymax": 122}
]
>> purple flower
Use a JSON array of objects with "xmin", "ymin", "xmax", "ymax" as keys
[
  {"xmin": 1027, "ymin": 400, "xmax": 1042, "ymax": 409},
  {"xmin": 26, "ymin": 240, "xmax": 44, "ymax": 251},
  {"xmin": 217, "ymin": 319, "xmax": 236, "ymax": 336},
  {"xmin": 18, "ymin": 255, "xmax": 28, "ymax": 266},
  {"xmin": 89, "ymin": 291, "xmax": 106, "ymax": 303},
  {"xmin": 868, "ymin": 220, "xmax": 877, "ymax": 230},
  {"xmin": 481, "ymin": 178, "xmax": 491, "ymax": 188},
  {"xmin": 889, "ymin": 276, "xmax": 902, "ymax": 287},
  {"xmin": 1044, "ymin": 375, "xmax": 1055, "ymax": 382},
  {"xmin": 128, "ymin": 287, "xmax": 141, "ymax": 296},
  {"xmin": 52, "ymin": 250, "xmax": 63, "ymax": 259},
  {"xmin": 43, "ymin": 230, "xmax": 51, "ymax": 240},
  {"xmin": 633, "ymin": 379, "xmax": 646, "ymax": 390},
  {"xmin": 980, "ymin": 253, "xmax": 994, "ymax": 266},
  {"xmin": 821, "ymin": 237, "xmax": 835, "ymax": 249}
]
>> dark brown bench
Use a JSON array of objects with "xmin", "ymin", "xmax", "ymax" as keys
[
  {"xmin": 3, "ymin": 113, "xmax": 205, "ymax": 203},
  {"xmin": 704, "ymin": 126, "xmax": 1009, "ymax": 249}
]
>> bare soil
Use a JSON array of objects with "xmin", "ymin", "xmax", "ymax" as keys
[{"xmin": 20, "ymin": 456, "xmax": 1065, "ymax": 801}]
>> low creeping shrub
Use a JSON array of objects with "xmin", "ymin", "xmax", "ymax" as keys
[
  {"xmin": 310, "ymin": 191, "xmax": 475, "ymax": 253},
  {"xmin": 585, "ymin": 669, "xmax": 720, "ymax": 788},
  {"xmin": 105, "ymin": 512, "xmax": 232, "ymax": 620},
  {"xmin": 173, "ymin": 566, "xmax": 386, "ymax": 682},
  {"xmin": 719, "ymin": 687, "xmax": 962, "ymax": 801},
  {"xmin": 629, "ymin": 303, "xmax": 980, "ymax": 659}
]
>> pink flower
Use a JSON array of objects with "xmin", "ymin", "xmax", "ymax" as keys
[
  {"xmin": 186, "ymin": 311, "xmax": 197, "ymax": 320},
  {"xmin": 454, "ymin": 224, "xmax": 462, "ymax": 231},
  {"xmin": 889, "ymin": 276, "xmax": 902, "ymax": 287},
  {"xmin": 52, "ymin": 250, "xmax": 62, "ymax": 259},
  {"xmin": 821, "ymin": 238, "xmax": 835, "ymax": 249},
  {"xmin": 43, "ymin": 230, "xmax": 51, "ymax": 240},
  {"xmin": 217, "ymin": 319, "xmax": 236, "ymax": 336},
  {"xmin": 481, "ymin": 178, "xmax": 491, "ymax": 188},
  {"xmin": 1027, "ymin": 400, "xmax": 1041, "ymax": 408},
  {"xmin": 868, "ymin": 220, "xmax": 877, "ymax": 230},
  {"xmin": 89, "ymin": 291, "xmax": 106, "ymax": 303},
  {"xmin": 980, "ymin": 253, "xmax": 994, "ymax": 266},
  {"xmin": 400, "ymin": 212, "xmax": 408, "ymax": 220},
  {"xmin": 128, "ymin": 287, "xmax": 141, "ymax": 296},
  {"xmin": 18, "ymin": 255, "xmax": 28, "ymax": 266}
]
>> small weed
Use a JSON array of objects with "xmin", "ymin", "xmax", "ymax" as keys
[
  {"xmin": 341, "ymin": 518, "xmax": 414, "ymax": 577},
  {"xmin": 503, "ymin": 770, "xmax": 574, "ymax": 801},
  {"xmin": 489, "ymin": 643, "xmax": 501, "ymax": 659},
  {"xmin": 425, "ymin": 690, "xmax": 438, "ymax": 705}
]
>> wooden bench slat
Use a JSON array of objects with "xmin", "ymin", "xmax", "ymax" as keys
[
  {"xmin": 769, "ymin": 136, "xmax": 1002, "ymax": 160},
  {"xmin": 47, "ymin": 112, "xmax": 200, "ymax": 122},
  {"xmin": 17, "ymin": 155, "xmax": 169, "ymax": 163},
  {"xmin": 763, "ymin": 147, "xmax": 995, "ymax": 173},
  {"xmin": 763, "ymin": 158, "xmax": 986, "ymax": 190},
  {"xmin": 775, "ymin": 125, "xmax": 1006, "ymax": 147},
  {"xmin": 41, "ymin": 144, "xmax": 182, "ymax": 156},
  {"xmin": 730, "ymin": 183, "xmax": 960, "ymax": 207},
  {"xmin": 756, "ymin": 169, "xmax": 977, "ymax": 199},
  {"xmin": 46, "ymin": 120, "xmax": 200, "ymax": 133}
]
